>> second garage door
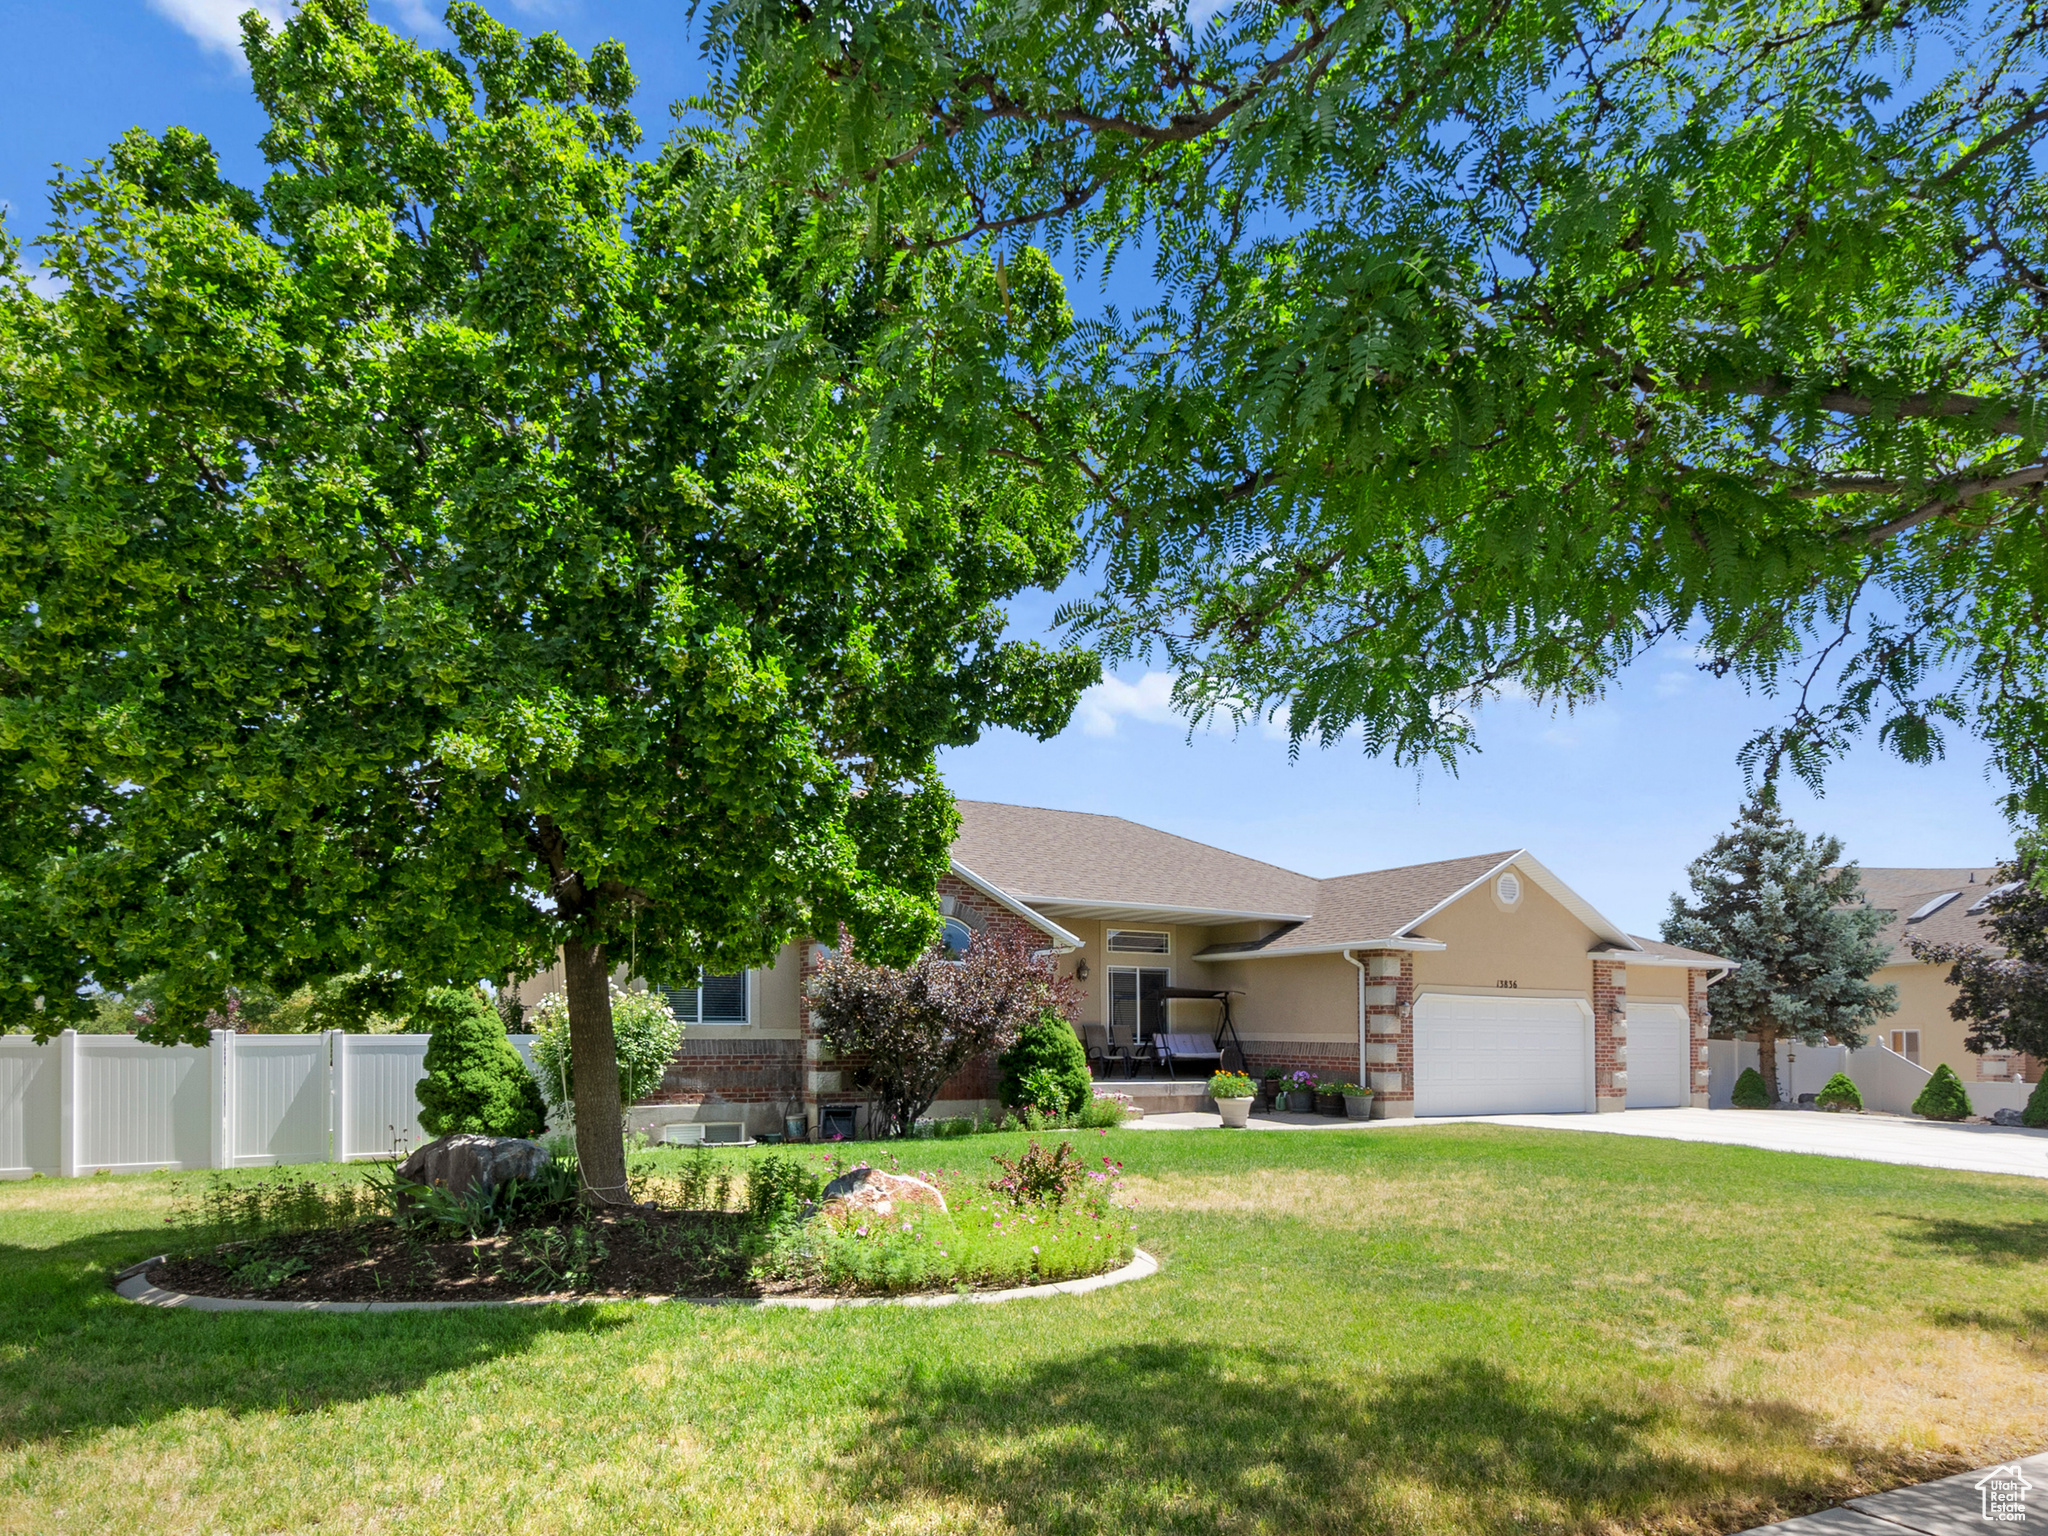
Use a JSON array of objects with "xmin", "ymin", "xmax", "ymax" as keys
[
  {"xmin": 1624, "ymin": 1002, "xmax": 1691, "ymax": 1108},
  {"xmin": 1413, "ymin": 995, "xmax": 1591, "ymax": 1116}
]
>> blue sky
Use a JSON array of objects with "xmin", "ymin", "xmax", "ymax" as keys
[{"xmin": 0, "ymin": 1, "xmax": 2021, "ymax": 935}]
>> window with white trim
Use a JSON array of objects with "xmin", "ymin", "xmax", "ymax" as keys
[
  {"xmin": 663, "ymin": 971, "xmax": 749, "ymax": 1026},
  {"xmin": 1888, "ymin": 1029, "xmax": 1921, "ymax": 1064},
  {"xmin": 939, "ymin": 917, "xmax": 974, "ymax": 958},
  {"xmin": 1107, "ymin": 929, "xmax": 1171, "ymax": 955}
]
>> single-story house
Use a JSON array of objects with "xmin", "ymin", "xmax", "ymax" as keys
[
  {"xmin": 517, "ymin": 801, "xmax": 1735, "ymax": 1140},
  {"xmin": 1852, "ymin": 867, "xmax": 2039, "ymax": 1085}
]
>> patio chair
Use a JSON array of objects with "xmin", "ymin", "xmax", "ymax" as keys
[
  {"xmin": 1155, "ymin": 1032, "xmax": 1224, "ymax": 1079},
  {"xmin": 1080, "ymin": 1023, "xmax": 1125, "ymax": 1079},
  {"xmin": 1111, "ymin": 1018, "xmax": 1153, "ymax": 1078}
]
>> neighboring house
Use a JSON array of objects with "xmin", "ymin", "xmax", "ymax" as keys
[
  {"xmin": 518, "ymin": 801, "xmax": 1734, "ymax": 1139},
  {"xmin": 1851, "ymin": 866, "xmax": 2039, "ymax": 1085}
]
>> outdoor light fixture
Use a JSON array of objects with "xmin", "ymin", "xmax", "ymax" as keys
[
  {"xmin": 1075, "ymin": 960, "xmax": 1090, "ymax": 981},
  {"xmin": 1398, "ymin": 1001, "xmax": 1412, "ymax": 1022}
]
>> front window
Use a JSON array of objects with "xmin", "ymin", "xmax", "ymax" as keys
[
  {"xmin": 938, "ymin": 917, "xmax": 974, "ymax": 958},
  {"xmin": 663, "ymin": 971, "xmax": 749, "ymax": 1026},
  {"xmin": 1107, "ymin": 929, "xmax": 1171, "ymax": 955},
  {"xmin": 1109, "ymin": 966, "xmax": 1170, "ymax": 1043},
  {"xmin": 1889, "ymin": 1029, "xmax": 1921, "ymax": 1064}
]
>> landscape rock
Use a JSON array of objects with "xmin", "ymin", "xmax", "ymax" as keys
[
  {"xmin": 1992, "ymin": 1107, "xmax": 2026, "ymax": 1127},
  {"xmin": 397, "ymin": 1133, "xmax": 551, "ymax": 1200},
  {"xmin": 819, "ymin": 1166, "xmax": 948, "ymax": 1220}
]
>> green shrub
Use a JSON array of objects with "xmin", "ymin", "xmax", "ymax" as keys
[
  {"xmin": 1815, "ymin": 1073, "xmax": 1863, "ymax": 1111},
  {"xmin": 1912, "ymin": 1062, "xmax": 1974, "ymax": 1121},
  {"xmin": 1730, "ymin": 1067, "xmax": 1772, "ymax": 1108},
  {"xmin": 1018, "ymin": 1066, "xmax": 1069, "ymax": 1117},
  {"xmin": 1077, "ymin": 1094, "xmax": 1128, "ymax": 1128},
  {"xmin": 2024, "ymin": 1074, "xmax": 2048, "ymax": 1129},
  {"xmin": 747, "ymin": 1153, "xmax": 822, "ymax": 1228},
  {"xmin": 529, "ymin": 985, "xmax": 684, "ymax": 1116},
  {"xmin": 415, "ymin": 987, "xmax": 547, "ymax": 1138},
  {"xmin": 997, "ymin": 1015, "xmax": 1092, "ymax": 1115}
]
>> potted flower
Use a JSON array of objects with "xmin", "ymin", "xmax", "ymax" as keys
[
  {"xmin": 1314, "ymin": 1080, "xmax": 1347, "ymax": 1115},
  {"xmin": 1284, "ymin": 1069, "xmax": 1316, "ymax": 1113},
  {"xmin": 1259, "ymin": 1068, "xmax": 1284, "ymax": 1110},
  {"xmin": 1209, "ymin": 1070, "xmax": 1258, "ymax": 1128},
  {"xmin": 1339, "ymin": 1082, "xmax": 1375, "ymax": 1120}
]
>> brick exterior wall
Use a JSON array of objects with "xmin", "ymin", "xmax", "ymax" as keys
[
  {"xmin": 1687, "ymin": 967, "xmax": 1714, "ymax": 1105},
  {"xmin": 1592, "ymin": 960, "xmax": 1627, "ymax": 1111},
  {"xmin": 640, "ymin": 1038, "xmax": 803, "ymax": 1109}
]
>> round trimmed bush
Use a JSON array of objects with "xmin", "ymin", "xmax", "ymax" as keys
[
  {"xmin": 997, "ymin": 1014, "xmax": 1091, "ymax": 1115},
  {"xmin": 415, "ymin": 986, "xmax": 547, "ymax": 1138},
  {"xmin": 529, "ymin": 986, "xmax": 684, "ymax": 1117},
  {"xmin": 1730, "ymin": 1066, "xmax": 1772, "ymax": 1108},
  {"xmin": 1815, "ymin": 1072, "xmax": 1863, "ymax": 1112},
  {"xmin": 2024, "ymin": 1074, "xmax": 2048, "ymax": 1129},
  {"xmin": 1911, "ymin": 1061, "xmax": 1973, "ymax": 1122}
]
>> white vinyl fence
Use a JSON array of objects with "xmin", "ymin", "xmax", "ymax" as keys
[
  {"xmin": 1707, "ymin": 1037, "xmax": 2032, "ymax": 1117},
  {"xmin": 0, "ymin": 1029, "xmax": 542, "ymax": 1178}
]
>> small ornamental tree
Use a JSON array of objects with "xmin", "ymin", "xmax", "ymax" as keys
[
  {"xmin": 415, "ymin": 988, "xmax": 547, "ymax": 1139},
  {"xmin": 997, "ymin": 1013, "xmax": 1091, "ymax": 1116},
  {"xmin": 1664, "ymin": 798, "xmax": 1898, "ymax": 1104},
  {"xmin": 809, "ymin": 936, "xmax": 1080, "ymax": 1137},
  {"xmin": 1912, "ymin": 1062, "xmax": 1974, "ymax": 1122},
  {"xmin": 1731, "ymin": 1068, "xmax": 1772, "ymax": 1109},
  {"xmin": 529, "ymin": 988, "xmax": 683, "ymax": 1122},
  {"xmin": 1815, "ymin": 1073, "xmax": 1864, "ymax": 1112},
  {"xmin": 1907, "ymin": 838, "xmax": 2048, "ymax": 1068}
]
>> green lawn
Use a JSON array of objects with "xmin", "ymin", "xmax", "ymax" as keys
[{"xmin": 3, "ymin": 1125, "xmax": 2045, "ymax": 1535}]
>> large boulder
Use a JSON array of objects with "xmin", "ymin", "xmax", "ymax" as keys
[
  {"xmin": 820, "ymin": 1166, "xmax": 947, "ymax": 1220},
  {"xmin": 1992, "ymin": 1107, "xmax": 2026, "ymax": 1127},
  {"xmin": 397, "ymin": 1133, "xmax": 551, "ymax": 1200}
]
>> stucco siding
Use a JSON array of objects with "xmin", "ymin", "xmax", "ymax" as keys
[
  {"xmin": 1408, "ymin": 877, "xmax": 1600, "ymax": 996},
  {"xmin": 1624, "ymin": 968, "xmax": 1687, "ymax": 1003}
]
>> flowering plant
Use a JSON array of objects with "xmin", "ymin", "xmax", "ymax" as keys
[
  {"xmin": 1208, "ymin": 1071, "xmax": 1257, "ymax": 1099},
  {"xmin": 1288, "ymin": 1070, "xmax": 1315, "ymax": 1088}
]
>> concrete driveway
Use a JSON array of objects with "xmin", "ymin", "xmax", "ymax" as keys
[{"xmin": 1132, "ymin": 1104, "xmax": 2048, "ymax": 1179}]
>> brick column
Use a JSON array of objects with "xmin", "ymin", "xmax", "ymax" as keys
[
  {"xmin": 1687, "ymin": 968, "xmax": 1713, "ymax": 1106},
  {"xmin": 1365, "ymin": 952, "xmax": 1415, "ymax": 1119},
  {"xmin": 1592, "ymin": 960, "xmax": 1627, "ymax": 1112}
]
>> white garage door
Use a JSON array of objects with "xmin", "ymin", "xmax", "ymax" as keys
[
  {"xmin": 1625, "ymin": 1002, "xmax": 1691, "ymax": 1108},
  {"xmin": 1413, "ymin": 995, "xmax": 1591, "ymax": 1116}
]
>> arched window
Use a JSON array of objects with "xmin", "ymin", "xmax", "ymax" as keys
[{"xmin": 939, "ymin": 916, "xmax": 974, "ymax": 958}]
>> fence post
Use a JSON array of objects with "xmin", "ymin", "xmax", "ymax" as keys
[
  {"xmin": 210, "ymin": 1028, "xmax": 233, "ymax": 1170},
  {"xmin": 57, "ymin": 1029, "xmax": 78, "ymax": 1179},
  {"xmin": 327, "ymin": 1031, "xmax": 347, "ymax": 1163}
]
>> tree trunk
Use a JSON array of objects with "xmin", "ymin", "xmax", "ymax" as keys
[
  {"xmin": 1757, "ymin": 1020, "xmax": 1782, "ymax": 1105},
  {"xmin": 562, "ymin": 937, "xmax": 632, "ymax": 1204}
]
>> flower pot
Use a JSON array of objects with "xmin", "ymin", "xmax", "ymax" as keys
[
  {"xmin": 1259, "ymin": 1082, "xmax": 1282, "ymax": 1110},
  {"xmin": 1315, "ymin": 1090, "xmax": 1344, "ymax": 1116},
  {"xmin": 1283, "ymin": 1089, "xmax": 1314, "ymax": 1113},
  {"xmin": 1217, "ymin": 1096, "xmax": 1254, "ymax": 1128},
  {"xmin": 1344, "ymin": 1093, "xmax": 1374, "ymax": 1120}
]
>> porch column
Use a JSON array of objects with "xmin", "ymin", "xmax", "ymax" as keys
[
  {"xmin": 1365, "ymin": 952, "xmax": 1415, "ymax": 1119},
  {"xmin": 1593, "ymin": 961, "xmax": 1627, "ymax": 1111}
]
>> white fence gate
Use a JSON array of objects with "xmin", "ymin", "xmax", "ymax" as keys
[
  {"xmin": 1708, "ymin": 1037, "xmax": 2033, "ymax": 1117},
  {"xmin": 0, "ymin": 1029, "xmax": 543, "ymax": 1178}
]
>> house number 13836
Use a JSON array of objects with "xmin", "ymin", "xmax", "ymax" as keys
[{"xmin": 1495, "ymin": 979, "xmax": 1518, "ymax": 989}]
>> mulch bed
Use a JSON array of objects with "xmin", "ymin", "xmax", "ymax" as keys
[{"xmin": 147, "ymin": 1208, "xmax": 816, "ymax": 1303}]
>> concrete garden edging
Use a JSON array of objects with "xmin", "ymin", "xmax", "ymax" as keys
[{"xmin": 110, "ymin": 1248, "xmax": 1159, "ymax": 1313}]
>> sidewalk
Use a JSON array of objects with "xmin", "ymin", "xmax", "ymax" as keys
[{"xmin": 1733, "ymin": 1451, "xmax": 2044, "ymax": 1533}]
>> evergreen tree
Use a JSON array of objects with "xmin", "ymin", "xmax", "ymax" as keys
[
  {"xmin": 997, "ymin": 1014, "xmax": 1091, "ymax": 1116},
  {"xmin": 416, "ymin": 988, "xmax": 548, "ymax": 1140},
  {"xmin": 1907, "ymin": 835, "xmax": 2048, "ymax": 1067},
  {"xmin": 1911, "ymin": 1062, "xmax": 1973, "ymax": 1122},
  {"xmin": 1664, "ymin": 798, "xmax": 1898, "ymax": 1105},
  {"xmin": 2024, "ymin": 1074, "xmax": 2048, "ymax": 1130},
  {"xmin": 1730, "ymin": 1068, "xmax": 1772, "ymax": 1110}
]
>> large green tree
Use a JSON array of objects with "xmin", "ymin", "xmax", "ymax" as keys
[
  {"xmin": 0, "ymin": 1, "xmax": 1093, "ymax": 1198},
  {"xmin": 713, "ymin": 0, "xmax": 2048, "ymax": 815},
  {"xmin": 1664, "ymin": 798, "xmax": 1898, "ymax": 1103}
]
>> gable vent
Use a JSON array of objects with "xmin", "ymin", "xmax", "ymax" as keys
[{"xmin": 1497, "ymin": 871, "xmax": 1522, "ymax": 906}]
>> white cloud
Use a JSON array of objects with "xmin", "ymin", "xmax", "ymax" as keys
[
  {"xmin": 149, "ymin": 0, "xmax": 291, "ymax": 60},
  {"xmin": 1074, "ymin": 671, "xmax": 1182, "ymax": 737},
  {"xmin": 21, "ymin": 266, "xmax": 68, "ymax": 299}
]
